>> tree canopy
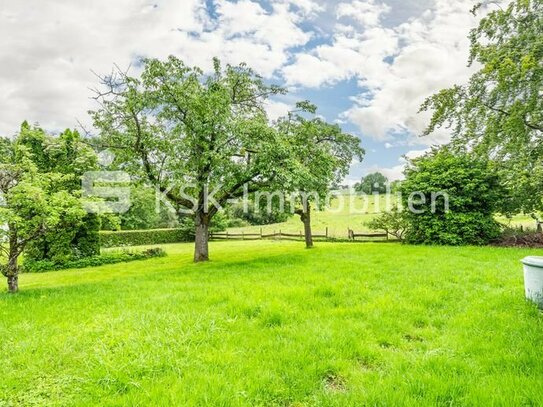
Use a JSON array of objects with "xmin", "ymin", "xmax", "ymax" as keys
[
  {"xmin": 421, "ymin": 0, "xmax": 543, "ymax": 213},
  {"xmin": 92, "ymin": 57, "xmax": 296, "ymax": 261},
  {"xmin": 0, "ymin": 127, "xmax": 87, "ymax": 292},
  {"xmin": 400, "ymin": 148, "xmax": 504, "ymax": 246},
  {"xmin": 355, "ymin": 172, "xmax": 388, "ymax": 195}
]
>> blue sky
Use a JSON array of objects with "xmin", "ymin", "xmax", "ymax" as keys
[{"xmin": 0, "ymin": 0, "xmax": 483, "ymax": 182}]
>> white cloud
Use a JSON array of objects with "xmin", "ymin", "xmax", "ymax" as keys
[
  {"xmin": 0, "ymin": 0, "xmax": 316, "ymax": 135},
  {"xmin": 264, "ymin": 99, "xmax": 292, "ymax": 121},
  {"xmin": 337, "ymin": 0, "xmax": 391, "ymax": 28},
  {"xmin": 282, "ymin": 0, "xmax": 480, "ymax": 146},
  {"xmin": 373, "ymin": 148, "xmax": 430, "ymax": 180},
  {"xmin": 345, "ymin": 1, "xmax": 479, "ymax": 144}
]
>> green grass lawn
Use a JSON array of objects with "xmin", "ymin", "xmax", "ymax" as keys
[{"xmin": 1, "ymin": 241, "xmax": 543, "ymax": 406}]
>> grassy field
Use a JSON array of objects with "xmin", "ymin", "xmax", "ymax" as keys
[
  {"xmin": 1, "ymin": 241, "xmax": 543, "ymax": 406},
  {"xmin": 227, "ymin": 194, "xmax": 538, "ymax": 238},
  {"xmin": 227, "ymin": 194, "xmax": 394, "ymax": 238}
]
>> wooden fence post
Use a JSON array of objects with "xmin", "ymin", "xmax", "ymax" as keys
[
  {"xmin": 260, "ymin": 228, "xmax": 263, "ymax": 239},
  {"xmin": 326, "ymin": 227, "xmax": 328, "ymax": 239}
]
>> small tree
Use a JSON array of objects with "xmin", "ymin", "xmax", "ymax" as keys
[
  {"xmin": 355, "ymin": 172, "xmax": 389, "ymax": 195},
  {"xmin": 367, "ymin": 207, "xmax": 408, "ymax": 241},
  {"xmin": 0, "ymin": 142, "xmax": 85, "ymax": 293},
  {"xmin": 15, "ymin": 123, "xmax": 100, "ymax": 264},
  {"xmin": 400, "ymin": 148, "xmax": 504, "ymax": 246},
  {"xmin": 277, "ymin": 103, "xmax": 364, "ymax": 248},
  {"xmin": 92, "ymin": 57, "xmax": 289, "ymax": 262}
]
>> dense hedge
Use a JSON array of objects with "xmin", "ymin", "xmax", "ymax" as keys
[
  {"xmin": 99, "ymin": 228, "xmax": 193, "ymax": 248},
  {"xmin": 23, "ymin": 248, "xmax": 166, "ymax": 273}
]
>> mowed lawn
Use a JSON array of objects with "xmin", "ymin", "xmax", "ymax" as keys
[{"xmin": 1, "ymin": 242, "xmax": 543, "ymax": 406}]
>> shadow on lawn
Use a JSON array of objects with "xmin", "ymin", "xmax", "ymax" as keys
[{"xmin": 0, "ymin": 249, "xmax": 311, "ymax": 297}]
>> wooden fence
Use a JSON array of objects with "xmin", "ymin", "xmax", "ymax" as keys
[
  {"xmin": 210, "ymin": 227, "xmax": 390, "ymax": 242},
  {"xmin": 210, "ymin": 228, "xmax": 329, "ymax": 242},
  {"xmin": 348, "ymin": 229, "xmax": 388, "ymax": 241}
]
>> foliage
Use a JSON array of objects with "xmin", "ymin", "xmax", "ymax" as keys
[
  {"xmin": 228, "ymin": 201, "xmax": 291, "ymax": 226},
  {"xmin": 0, "ymin": 133, "xmax": 87, "ymax": 292},
  {"xmin": 99, "ymin": 213, "xmax": 122, "ymax": 231},
  {"xmin": 366, "ymin": 206, "xmax": 408, "ymax": 241},
  {"xmin": 400, "ymin": 148, "xmax": 504, "ymax": 245},
  {"xmin": 276, "ymin": 108, "xmax": 364, "ymax": 208},
  {"xmin": 119, "ymin": 186, "xmax": 179, "ymax": 230},
  {"xmin": 355, "ymin": 172, "xmax": 389, "ymax": 195},
  {"xmin": 274, "ymin": 104, "xmax": 364, "ymax": 247},
  {"xmin": 421, "ymin": 0, "xmax": 543, "ymax": 213},
  {"xmin": 22, "ymin": 247, "xmax": 166, "ymax": 273},
  {"xmin": 99, "ymin": 228, "xmax": 193, "ymax": 248},
  {"xmin": 72, "ymin": 214, "xmax": 101, "ymax": 258},
  {"xmin": 91, "ymin": 56, "xmax": 290, "ymax": 261},
  {"xmin": 16, "ymin": 123, "xmax": 100, "ymax": 264},
  {"xmin": 2, "ymin": 241, "xmax": 543, "ymax": 405}
]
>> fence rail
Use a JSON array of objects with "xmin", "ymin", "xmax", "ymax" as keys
[
  {"xmin": 348, "ymin": 229, "xmax": 388, "ymax": 241},
  {"xmin": 210, "ymin": 227, "xmax": 390, "ymax": 242}
]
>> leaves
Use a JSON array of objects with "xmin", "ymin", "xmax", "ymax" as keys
[
  {"xmin": 91, "ymin": 57, "xmax": 288, "ymax": 214},
  {"xmin": 421, "ymin": 0, "xmax": 543, "ymax": 213}
]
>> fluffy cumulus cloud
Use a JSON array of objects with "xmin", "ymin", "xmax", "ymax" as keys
[
  {"xmin": 336, "ymin": 0, "xmax": 391, "ymax": 28},
  {"xmin": 282, "ymin": 0, "xmax": 481, "ymax": 145},
  {"xmin": 1, "ymin": 0, "xmax": 483, "ymax": 169},
  {"xmin": 0, "ymin": 0, "xmax": 314, "ymax": 135}
]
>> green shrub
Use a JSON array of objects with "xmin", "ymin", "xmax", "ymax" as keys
[
  {"xmin": 366, "ymin": 206, "xmax": 408, "ymax": 241},
  {"xmin": 22, "ymin": 248, "xmax": 166, "ymax": 273},
  {"xmin": 99, "ymin": 228, "xmax": 193, "ymax": 248},
  {"xmin": 25, "ymin": 213, "xmax": 101, "ymax": 263},
  {"xmin": 400, "ymin": 148, "xmax": 504, "ymax": 246}
]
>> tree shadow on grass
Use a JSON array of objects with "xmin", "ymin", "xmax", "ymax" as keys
[{"xmin": 0, "ymin": 250, "xmax": 310, "ymax": 298}]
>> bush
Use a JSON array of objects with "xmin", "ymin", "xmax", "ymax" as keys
[
  {"xmin": 400, "ymin": 148, "xmax": 503, "ymax": 246},
  {"xmin": 366, "ymin": 207, "xmax": 408, "ymax": 241},
  {"xmin": 25, "ymin": 213, "xmax": 101, "ymax": 263},
  {"xmin": 22, "ymin": 248, "xmax": 166, "ymax": 273},
  {"xmin": 100, "ymin": 228, "xmax": 193, "ymax": 248},
  {"xmin": 494, "ymin": 226, "xmax": 543, "ymax": 248}
]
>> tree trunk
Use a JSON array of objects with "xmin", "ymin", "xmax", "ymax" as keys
[
  {"xmin": 194, "ymin": 212, "xmax": 210, "ymax": 262},
  {"xmin": 302, "ymin": 204, "xmax": 313, "ymax": 249},
  {"xmin": 5, "ymin": 256, "xmax": 19, "ymax": 294},
  {"xmin": 6, "ymin": 229, "xmax": 20, "ymax": 293},
  {"xmin": 7, "ymin": 274, "xmax": 18, "ymax": 294}
]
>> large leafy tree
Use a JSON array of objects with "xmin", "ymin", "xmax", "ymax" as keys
[
  {"xmin": 0, "ymin": 139, "xmax": 85, "ymax": 293},
  {"xmin": 421, "ymin": 0, "xmax": 543, "ymax": 213},
  {"xmin": 91, "ymin": 57, "xmax": 289, "ymax": 262},
  {"xmin": 276, "ymin": 104, "xmax": 364, "ymax": 248},
  {"xmin": 355, "ymin": 172, "xmax": 389, "ymax": 195}
]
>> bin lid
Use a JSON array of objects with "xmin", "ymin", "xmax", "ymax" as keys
[{"xmin": 521, "ymin": 256, "xmax": 543, "ymax": 267}]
